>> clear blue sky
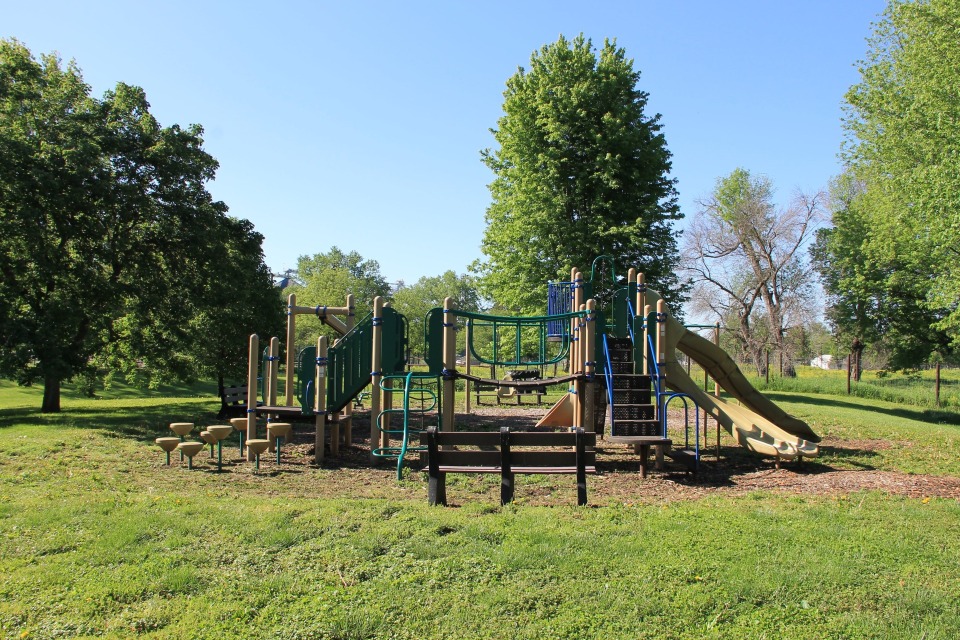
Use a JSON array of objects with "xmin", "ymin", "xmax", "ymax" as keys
[{"xmin": 5, "ymin": 0, "xmax": 886, "ymax": 287}]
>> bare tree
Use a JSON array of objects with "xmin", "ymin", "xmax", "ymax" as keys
[{"xmin": 683, "ymin": 169, "xmax": 824, "ymax": 376}]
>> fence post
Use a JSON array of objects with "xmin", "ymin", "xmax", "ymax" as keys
[{"xmin": 935, "ymin": 362, "xmax": 941, "ymax": 407}]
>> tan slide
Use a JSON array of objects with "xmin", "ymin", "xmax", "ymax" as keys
[{"xmin": 647, "ymin": 287, "xmax": 819, "ymax": 460}]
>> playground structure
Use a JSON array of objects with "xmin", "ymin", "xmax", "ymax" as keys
[
  {"xmin": 240, "ymin": 293, "xmax": 409, "ymax": 462},
  {"xmin": 226, "ymin": 257, "xmax": 818, "ymax": 479}
]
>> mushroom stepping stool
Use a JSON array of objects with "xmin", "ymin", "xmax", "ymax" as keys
[
  {"xmin": 200, "ymin": 431, "xmax": 217, "ymax": 458},
  {"xmin": 206, "ymin": 425, "xmax": 235, "ymax": 472},
  {"xmin": 177, "ymin": 441, "xmax": 206, "ymax": 470},
  {"xmin": 229, "ymin": 417, "xmax": 248, "ymax": 456},
  {"xmin": 246, "ymin": 439, "xmax": 271, "ymax": 471},
  {"xmin": 155, "ymin": 437, "xmax": 181, "ymax": 465},
  {"xmin": 266, "ymin": 423, "xmax": 292, "ymax": 465},
  {"xmin": 169, "ymin": 422, "xmax": 194, "ymax": 461}
]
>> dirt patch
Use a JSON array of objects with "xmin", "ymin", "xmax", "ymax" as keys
[{"xmin": 258, "ymin": 406, "xmax": 960, "ymax": 506}]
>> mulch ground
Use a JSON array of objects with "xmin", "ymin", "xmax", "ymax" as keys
[{"xmin": 250, "ymin": 405, "xmax": 960, "ymax": 506}]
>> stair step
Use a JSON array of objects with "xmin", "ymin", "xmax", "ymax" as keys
[
  {"xmin": 611, "ymin": 403, "xmax": 655, "ymax": 421},
  {"xmin": 665, "ymin": 448, "xmax": 699, "ymax": 471},
  {"xmin": 610, "ymin": 388, "xmax": 652, "ymax": 404},
  {"xmin": 610, "ymin": 419, "xmax": 661, "ymax": 438},
  {"xmin": 605, "ymin": 361, "xmax": 635, "ymax": 374},
  {"xmin": 606, "ymin": 348, "xmax": 633, "ymax": 363},
  {"xmin": 609, "ymin": 374, "xmax": 652, "ymax": 390}
]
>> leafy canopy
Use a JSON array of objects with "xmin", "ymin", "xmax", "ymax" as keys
[
  {"xmin": 821, "ymin": 0, "xmax": 960, "ymax": 366},
  {"xmin": 391, "ymin": 271, "xmax": 481, "ymax": 358},
  {"xmin": 282, "ymin": 247, "xmax": 391, "ymax": 349},
  {"xmin": 476, "ymin": 34, "xmax": 684, "ymax": 315},
  {"xmin": 0, "ymin": 39, "xmax": 281, "ymax": 409}
]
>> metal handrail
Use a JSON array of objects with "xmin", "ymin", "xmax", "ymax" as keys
[
  {"xmin": 601, "ymin": 334, "xmax": 616, "ymax": 434},
  {"xmin": 461, "ymin": 308, "xmax": 591, "ymax": 367},
  {"xmin": 663, "ymin": 392, "xmax": 700, "ymax": 470},
  {"xmin": 373, "ymin": 372, "xmax": 439, "ymax": 479}
]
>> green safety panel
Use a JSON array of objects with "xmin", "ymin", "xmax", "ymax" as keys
[
  {"xmin": 296, "ymin": 346, "xmax": 317, "ymax": 416},
  {"xmin": 326, "ymin": 307, "xmax": 409, "ymax": 414},
  {"xmin": 593, "ymin": 310, "xmax": 608, "ymax": 376},
  {"xmin": 611, "ymin": 287, "xmax": 630, "ymax": 339},
  {"xmin": 327, "ymin": 313, "xmax": 374, "ymax": 414},
  {"xmin": 424, "ymin": 307, "xmax": 445, "ymax": 375},
  {"xmin": 380, "ymin": 307, "xmax": 408, "ymax": 375}
]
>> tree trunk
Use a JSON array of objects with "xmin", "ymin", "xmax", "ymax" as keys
[
  {"xmin": 851, "ymin": 338, "xmax": 864, "ymax": 382},
  {"xmin": 781, "ymin": 348, "xmax": 796, "ymax": 377},
  {"xmin": 42, "ymin": 374, "xmax": 62, "ymax": 413},
  {"xmin": 752, "ymin": 346, "xmax": 767, "ymax": 378}
]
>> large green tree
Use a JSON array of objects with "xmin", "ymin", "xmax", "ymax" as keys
[
  {"xmin": 828, "ymin": 0, "xmax": 960, "ymax": 366},
  {"xmin": 391, "ymin": 270, "xmax": 482, "ymax": 358},
  {"xmin": 0, "ymin": 40, "xmax": 280, "ymax": 410},
  {"xmin": 476, "ymin": 34, "xmax": 684, "ymax": 315},
  {"xmin": 282, "ymin": 247, "xmax": 391, "ymax": 349}
]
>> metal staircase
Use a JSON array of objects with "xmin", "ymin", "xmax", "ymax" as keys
[
  {"xmin": 604, "ymin": 336, "xmax": 663, "ymax": 443},
  {"xmin": 602, "ymin": 337, "xmax": 660, "ymax": 439}
]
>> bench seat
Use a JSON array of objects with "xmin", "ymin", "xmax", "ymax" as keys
[
  {"xmin": 422, "ymin": 427, "xmax": 597, "ymax": 506},
  {"xmin": 218, "ymin": 384, "xmax": 263, "ymax": 419}
]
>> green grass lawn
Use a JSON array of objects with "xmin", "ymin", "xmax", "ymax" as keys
[{"xmin": 1, "ymin": 379, "xmax": 959, "ymax": 639}]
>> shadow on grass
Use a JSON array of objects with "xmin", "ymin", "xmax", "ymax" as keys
[
  {"xmin": 611, "ymin": 440, "xmax": 885, "ymax": 489},
  {"xmin": 0, "ymin": 400, "xmax": 221, "ymax": 444},
  {"xmin": 763, "ymin": 391, "xmax": 960, "ymax": 427}
]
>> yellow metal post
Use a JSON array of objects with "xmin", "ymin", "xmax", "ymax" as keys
[
  {"xmin": 442, "ymin": 297, "xmax": 457, "ymax": 431},
  {"xmin": 314, "ymin": 335, "xmax": 328, "ymax": 463},
  {"xmin": 369, "ymin": 296, "xmax": 383, "ymax": 462}
]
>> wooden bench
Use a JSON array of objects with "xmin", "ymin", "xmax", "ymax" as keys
[
  {"xmin": 473, "ymin": 381, "xmax": 502, "ymax": 405},
  {"xmin": 217, "ymin": 384, "xmax": 263, "ymax": 419},
  {"xmin": 422, "ymin": 427, "xmax": 597, "ymax": 506}
]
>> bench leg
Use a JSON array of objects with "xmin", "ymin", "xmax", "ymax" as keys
[
  {"xmin": 429, "ymin": 471, "xmax": 447, "ymax": 506},
  {"xmin": 500, "ymin": 472, "xmax": 515, "ymax": 505},
  {"xmin": 575, "ymin": 428, "xmax": 587, "ymax": 505},
  {"xmin": 638, "ymin": 445, "xmax": 650, "ymax": 478},
  {"xmin": 576, "ymin": 475, "xmax": 587, "ymax": 506}
]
